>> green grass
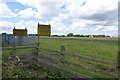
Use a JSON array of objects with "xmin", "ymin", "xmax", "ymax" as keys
[
  {"xmin": 39, "ymin": 38, "xmax": 118, "ymax": 61},
  {"xmin": 2, "ymin": 37, "xmax": 118, "ymax": 61},
  {"xmin": 65, "ymin": 64, "xmax": 111, "ymax": 78},
  {"xmin": 2, "ymin": 37, "xmax": 118, "ymax": 78},
  {"xmin": 38, "ymin": 37, "xmax": 118, "ymax": 78},
  {"xmin": 47, "ymin": 37, "xmax": 118, "ymax": 42},
  {"xmin": 2, "ymin": 45, "xmax": 36, "ymax": 56},
  {"xmin": 38, "ymin": 50, "xmax": 117, "ymax": 78}
]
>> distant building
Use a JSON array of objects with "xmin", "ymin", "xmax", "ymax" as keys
[
  {"xmin": 89, "ymin": 35, "xmax": 110, "ymax": 38},
  {"xmin": 89, "ymin": 35, "xmax": 93, "ymax": 38}
]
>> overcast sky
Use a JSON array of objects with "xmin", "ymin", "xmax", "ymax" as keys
[{"xmin": 0, "ymin": 0, "xmax": 119, "ymax": 37}]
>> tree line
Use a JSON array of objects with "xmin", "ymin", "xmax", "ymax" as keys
[{"xmin": 52, "ymin": 33, "xmax": 110, "ymax": 37}]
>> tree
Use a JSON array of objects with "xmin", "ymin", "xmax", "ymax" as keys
[
  {"xmin": 61, "ymin": 35, "xmax": 65, "ymax": 37},
  {"xmin": 67, "ymin": 33, "xmax": 74, "ymax": 37},
  {"xmin": 74, "ymin": 34, "xmax": 80, "ymax": 37},
  {"xmin": 52, "ymin": 35, "xmax": 58, "ymax": 37},
  {"xmin": 80, "ymin": 35, "xmax": 83, "ymax": 37}
]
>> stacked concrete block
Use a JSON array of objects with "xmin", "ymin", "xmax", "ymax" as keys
[
  {"xmin": 26, "ymin": 36, "xmax": 37, "ymax": 45},
  {"xmin": 0, "ymin": 34, "xmax": 2, "ymax": 46},
  {"xmin": 2, "ymin": 33, "xmax": 14, "ymax": 46},
  {"xmin": 1, "ymin": 33, "xmax": 38, "ymax": 46}
]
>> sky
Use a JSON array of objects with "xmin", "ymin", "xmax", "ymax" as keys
[{"xmin": 0, "ymin": 0, "xmax": 119, "ymax": 37}]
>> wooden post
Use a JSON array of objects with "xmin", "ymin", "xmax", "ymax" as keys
[{"xmin": 60, "ymin": 45, "xmax": 65, "ymax": 65}]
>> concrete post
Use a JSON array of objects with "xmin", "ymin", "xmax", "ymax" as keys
[
  {"xmin": 35, "ymin": 45, "xmax": 39, "ymax": 65},
  {"xmin": 118, "ymin": 52, "xmax": 120, "ymax": 80},
  {"xmin": 11, "ymin": 36, "xmax": 16, "ymax": 55},
  {"xmin": 60, "ymin": 45, "xmax": 65, "ymax": 65},
  {"xmin": 48, "ymin": 37, "xmax": 50, "ymax": 49},
  {"xmin": 61, "ymin": 45, "xmax": 65, "ymax": 52},
  {"xmin": 33, "ymin": 35, "xmax": 39, "ymax": 67}
]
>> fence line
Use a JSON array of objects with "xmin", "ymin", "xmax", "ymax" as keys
[
  {"xmin": 65, "ymin": 61, "xmax": 116, "ymax": 77},
  {"xmin": 3, "ymin": 52, "xmax": 89, "ymax": 78},
  {"xmin": 66, "ymin": 53, "xmax": 116, "ymax": 66},
  {"xmin": 1, "ymin": 45, "xmax": 117, "ymax": 67},
  {"xmin": 2, "ymin": 46, "xmax": 35, "ymax": 50},
  {"xmin": 37, "ymin": 57, "xmax": 89, "ymax": 78},
  {"xmin": 2, "ymin": 46, "xmax": 117, "ymax": 66},
  {"xmin": 39, "ymin": 47, "xmax": 116, "ymax": 66},
  {"xmin": 2, "ymin": 46, "xmax": 117, "ymax": 78},
  {"xmin": 36, "ymin": 54, "xmax": 117, "ymax": 77}
]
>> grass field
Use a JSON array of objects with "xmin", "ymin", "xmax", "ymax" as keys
[
  {"xmin": 45, "ymin": 37, "xmax": 118, "ymax": 41},
  {"xmin": 2, "ymin": 37, "xmax": 118, "ymax": 78},
  {"xmin": 39, "ymin": 37, "xmax": 118, "ymax": 61},
  {"xmin": 2, "ymin": 37, "xmax": 118, "ymax": 61}
]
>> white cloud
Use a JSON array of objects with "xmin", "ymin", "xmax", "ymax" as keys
[
  {"xmin": 16, "ymin": 0, "xmax": 118, "ymax": 20},
  {"xmin": 49, "ymin": 16, "xmax": 69, "ymax": 35},
  {"xmin": 15, "ymin": 8, "xmax": 19, "ymax": 12},
  {"xmin": 94, "ymin": 25, "xmax": 118, "ymax": 37},
  {"xmin": 1, "ymin": 0, "xmax": 118, "ymax": 37},
  {"xmin": 62, "ymin": 0, "xmax": 118, "ymax": 20},
  {"xmin": 0, "ymin": 19, "xmax": 118, "ymax": 36},
  {"xmin": 70, "ymin": 19, "xmax": 87, "ymax": 32},
  {"xmin": 0, "ymin": 3, "xmax": 17, "ymax": 18},
  {"xmin": 18, "ymin": 8, "xmax": 36, "ymax": 18},
  {"xmin": 0, "ymin": 21, "xmax": 13, "ymax": 33},
  {"xmin": 0, "ymin": 20, "xmax": 50, "ymax": 34},
  {"xmin": 36, "ymin": 2, "xmax": 60, "ymax": 18},
  {"xmin": 95, "ymin": 25, "xmax": 118, "ymax": 32},
  {"xmin": 16, "ymin": 0, "xmax": 62, "ymax": 18},
  {"xmin": 71, "ymin": 23, "xmax": 86, "ymax": 30},
  {"xmin": 16, "ymin": 0, "xmax": 36, "ymax": 6}
]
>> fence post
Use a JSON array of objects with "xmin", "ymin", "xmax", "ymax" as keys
[
  {"xmin": 13, "ymin": 36, "xmax": 16, "ymax": 56},
  {"xmin": 35, "ymin": 45, "xmax": 39, "ymax": 64},
  {"xmin": 32, "ymin": 35, "xmax": 39, "ymax": 67},
  {"xmin": 10, "ymin": 36, "xmax": 16, "ymax": 56},
  {"xmin": 60, "ymin": 45, "xmax": 65, "ymax": 65},
  {"xmin": 118, "ymin": 52, "xmax": 120, "ymax": 80},
  {"xmin": 31, "ymin": 45, "xmax": 38, "ymax": 69}
]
